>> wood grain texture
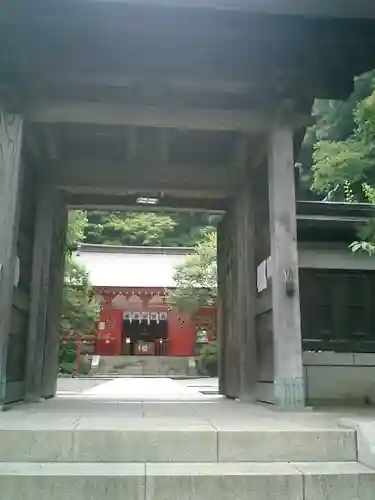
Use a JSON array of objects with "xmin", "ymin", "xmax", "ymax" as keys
[
  {"xmin": 0, "ymin": 114, "xmax": 23, "ymax": 406},
  {"xmin": 267, "ymin": 125, "xmax": 305, "ymax": 408},
  {"xmin": 41, "ymin": 192, "xmax": 68, "ymax": 399},
  {"xmin": 25, "ymin": 184, "xmax": 57, "ymax": 400},
  {"xmin": 30, "ymin": 101, "xmax": 310, "ymax": 133}
]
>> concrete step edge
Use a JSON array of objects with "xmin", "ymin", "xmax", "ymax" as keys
[
  {"xmin": 0, "ymin": 461, "xmax": 373, "ymax": 476},
  {"xmin": 0, "ymin": 426, "xmax": 357, "ymax": 463}
]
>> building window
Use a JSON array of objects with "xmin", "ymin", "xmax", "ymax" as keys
[{"xmin": 300, "ymin": 269, "xmax": 375, "ymax": 352}]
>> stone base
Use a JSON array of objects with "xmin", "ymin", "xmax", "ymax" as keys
[{"xmin": 274, "ymin": 376, "xmax": 305, "ymax": 410}]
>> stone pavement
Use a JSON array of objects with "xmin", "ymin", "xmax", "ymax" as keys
[
  {"xmin": 1, "ymin": 377, "xmax": 375, "ymax": 499},
  {"xmin": 56, "ymin": 376, "xmax": 219, "ymax": 400}
]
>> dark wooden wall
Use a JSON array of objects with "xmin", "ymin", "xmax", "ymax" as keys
[
  {"xmin": 217, "ymin": 207, "xmax": 240, "ymax": 398},
  {"xmin": 217, "ymin": 161, "xmax": 257, "ymax": 400},
  {"xmin": 300, "ymin": 268, "xmax": 375, "ymax": 353},
  {"xmin": 5, "ymin": 162, "xmax": 37, "ymax": 403}
]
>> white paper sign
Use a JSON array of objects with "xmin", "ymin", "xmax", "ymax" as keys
[
  {"xmin": 256, "ymin": 260, "xmax": 267, "ymax": 293},
  {"xmin": 91, "ymin": 355, "xmax": 100, "ymax": 368},
  {"xmin": 188, "ymin": 358, "xmax": 196, "ymax": 368}
]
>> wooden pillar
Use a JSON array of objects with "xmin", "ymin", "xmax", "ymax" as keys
[
  {"xmin": 0, "ymin": 115, "xmax": 23, "ymax": 407},
  {"xmin": 267, "ymin": 125, "xmax": 305, "ymax": 409},
  {"xmin": 26, "ymin": 185, "xmax": 67, "ymax": 400},
  {"xmin": 217, "ymin": 208, "xmax": 240, "ymax": 399},
  {"xmin": 41, "ymin": 193, "xmax": 68, "ymax": 398},
  {"xmin": 237, "ymin": 175, "xmax": 257, "ymax": 401},
  {"xmin": 216, "ymin": 218, "xmax": 227, "ymax": 395}
]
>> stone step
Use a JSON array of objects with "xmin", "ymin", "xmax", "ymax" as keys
[
  {"xmin": 0, "ymin": 461, "xmax": 374, "ymax": 500},
  {"xmin": 0, "ymin": 425, "xmax": 357, "ymax": 463}
]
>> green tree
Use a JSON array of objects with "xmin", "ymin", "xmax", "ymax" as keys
[
  {"xmin": 66, "ymin": 210, "xmax": 87, "ymax": 252},
  {"xmin": 298, "ymin": 69, "xmax": 375, "ymax": 200},
  {"xmin": 346, "ymin": 183, "xmax": 375, "ymax": 256},
  {"xmin": 61, "ymin": 210, "xmax": 98, "ymax": 335},
  {"xmin": 85, "ymin": 211, "xmax": 176, "ymax": 246},
  {"xmin": 167, "ymin": 232, "xmax": 217, "ymax": 313},
  {"xmin": 61, "ymin": 258, "xmax": 98, "ymax": 333},
  {"xmin": 311, "ymin": 90, "xmax": 375, "ymax": 199},
  {"xmin": 84, "ymin": 210, "xmax": 219, "ymax": 248}
]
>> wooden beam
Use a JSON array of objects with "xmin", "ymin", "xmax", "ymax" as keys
[
  {"xmin": 26, "ymin": 183, "xmax": 57, "ymax": 401},
  {"xmin": 42, "ymin": 127, "xmax": 60, "ymax": 161},
  {"xmin": 35, "ymin": 0, "xmax": 375, "ymax": 19},
  {"xmin": 39, "ymin": 69, "xmax": 353, "ymax": 101},
  {"xmin": 29, "ymin": 101, "xmax": 312, "ymax": 133},
  {"xmin": 126, "ymin": 126, "xmax": 137, "ymax": 163},
  {"xmin": 42, "ymin": 72, "xmax": 259, "ymax": 95},
  {"xmin": 46, "ymin": 161, "xmax": 237, "ymax": 197},
  {"xmin": 41, "ymin": 192, "xmax": 68, "ymax": 399},
  {"xmin": 237, "ymin": 171, "xmax": 257, "ymax": 401},
  {"xmin": 216, "ymin": 218, "xmax": 227, "ymax": 396},
  {"xmin": 67, "ymin": 193, "xmax": 227, "ymax": 213},
  {"xmin": 267, "ymin": 125, "xmax": 305, "ymax": 409},
  {"xmin": 159, "ymin": 129, "xmax": 169, "ymax": 167},
  {"xmin": 0, "ymin": 115, "xmax": 24, "ymax": 408},
  {"xmin": 233, "ymin": 134, "xmax": 249, "ymax": 171}
]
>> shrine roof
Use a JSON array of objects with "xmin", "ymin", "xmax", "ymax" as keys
[{"xmin": 75, "ymin": 244, "xmax": 194, "ymax": 288}]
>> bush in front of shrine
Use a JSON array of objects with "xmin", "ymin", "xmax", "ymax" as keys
[
  {"xmin": 197, "ymin": 341, "xmax": 218, "ymax": 377},
  {"xmin": 59, "ymin": 341, "xmax": 91, "ymax": 375}
]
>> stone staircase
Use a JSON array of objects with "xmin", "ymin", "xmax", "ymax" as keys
[
  {"xmin": 0, "ymin": 419, "xmax": 374, "ymax": 499},
  {"xmin": 93, "ymin": 355, "xmax": 198, "ymax": 377}
]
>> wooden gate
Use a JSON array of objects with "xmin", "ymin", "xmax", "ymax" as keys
[{"xmin": 217, "ymin": 175, "xmax": 256, "ymax": 400}]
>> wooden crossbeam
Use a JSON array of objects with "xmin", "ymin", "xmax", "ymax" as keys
[
  {"xmin": 29, "ymin": 101, "xmax": 312, "ymax": 133},
  {"xmin": 67, "ymin": 193, "xmax": 227, "ymax": 213},
  {"xmin": 42, "ymin": 73, "xmax": 258, "ymax": 94},
  {"xmin": 45, "ymin": 0, "xmax": 375, "ymax": 19},
  {"xmin": 45, "ymin": 160, "xmax": 238, "ymax": 197}
]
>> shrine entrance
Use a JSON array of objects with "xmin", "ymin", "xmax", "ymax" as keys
[
  {"xmin": 2, "ymin": 1, "xmax": 375, "ymax": 410},
  {"xmin": 122, "ymin": 313, "xmax": 168, "ymax": 356}
]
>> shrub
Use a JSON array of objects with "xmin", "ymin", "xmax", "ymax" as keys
[
  {"xmin": 197, "ymin": 341, "xmax": 218, "ymax": 377},
  {"xmin": 58, "ymin": 342, "xmax": 91, "ymax": 375},
  {"xmin": 59, "ymin": 341, "xmax": 76, "ymax": 365}
]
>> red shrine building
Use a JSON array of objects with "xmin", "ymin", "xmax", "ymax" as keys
[{"xmin": 75, "ymin": 244, "xmax": 215, "ymax": 357}]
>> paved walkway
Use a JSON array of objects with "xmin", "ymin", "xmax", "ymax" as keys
[
  {"xmin": 1, "ymin": 376, "xmax": 374, "ymax": 431},
  {"xmin": 56, "ymin": 376, "xmax": 219, "ymax": 401},
  {"xmin": 0, "ymin": 376, "xmax": 373, "ymax": 433}
]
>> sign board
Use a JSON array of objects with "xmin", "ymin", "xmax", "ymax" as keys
[
  {"xmin": 91, "ymin": 355, "xmax": 100, "ymax": 368},
  {"xmin": 188, "ymin": 357, "xmax": 196, "ymax": 368}
]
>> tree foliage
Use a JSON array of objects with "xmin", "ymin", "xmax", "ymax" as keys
[
  {"xmin": 61, "ymin": 210, "xmax": 98, "ymax": 335},
  {"xmin": 305, "ymin": 74, "xmax": 375, "ymax": 256},
  {"xmin": 61, "ymin": 257, "xmax": 98, "ymax": 333},
  {"xmin": 66, "ymin": 210, "xmax": 87, "ymax": 251},
  {"xmin": 84, "ymin": 211, "xmax": 219, "ymax": 247},
  {"xmin": 311, "ymin": 90, "xmax": 375, "ymax": 198},
  {"xmin": 298, "ymin": 69, "xmax": 375, "ymax": 200},
  {"xmin": 343, "ymin": 182, "xmax": 375, "ymax": 256},
  {"xmin": 167, "ymin": 232, "xmax": 217, "ymax": 313}
]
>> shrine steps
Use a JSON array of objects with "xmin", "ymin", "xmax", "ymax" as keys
[
  {"xmin": 0, "ymin": 461, "xmax": 374, "ymax": 499},
  {"xmin": 0, "ymin": 426, "xmax": 358, "ymax": 463},
  {"xmin": 94, "ymin": 355, "xmax": 198, "ymax": 377},
  {"xmin": 1, "ymin": 395, "xmax": 375, "ymax": 499},
  {"xmin": 1, "ymin": 425, "xmax": 375, "ymax": 499}
]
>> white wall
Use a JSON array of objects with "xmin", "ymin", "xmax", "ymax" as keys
[{"xmin": 303, "ymin": 352, "xmax": 375, "ymax": 404}]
